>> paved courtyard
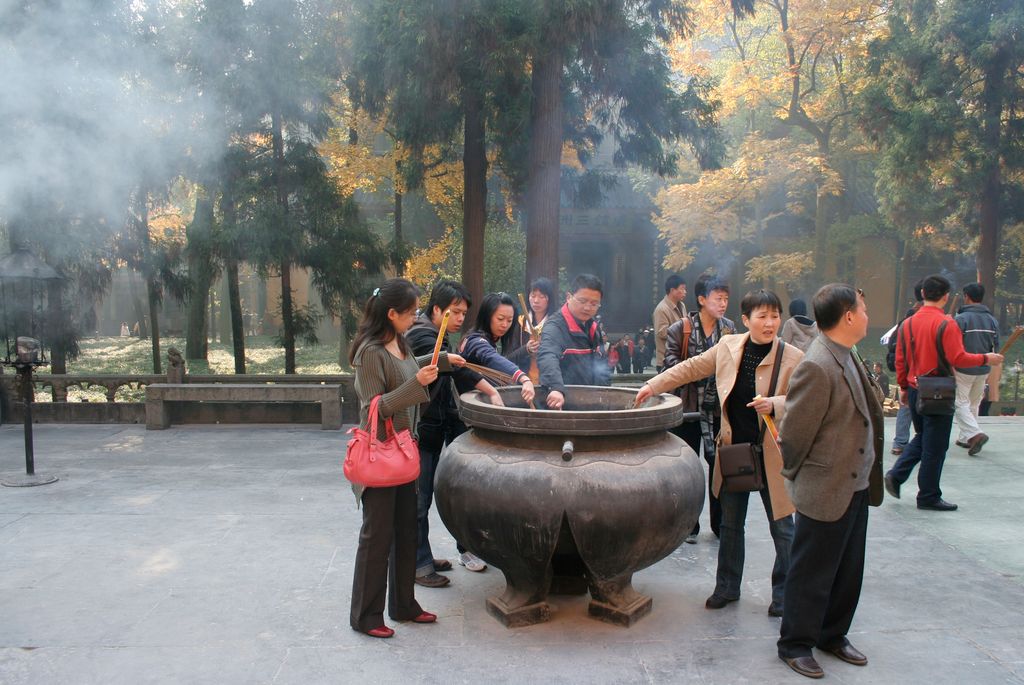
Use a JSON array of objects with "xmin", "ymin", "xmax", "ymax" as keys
[{"xmin": 1, "ymin": 417, "xmax": 1023, "ymax": 684}]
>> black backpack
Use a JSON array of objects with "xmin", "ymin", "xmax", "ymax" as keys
[{"xmin": 886, "ymin": 325, "xmax": 900, "ymax": 372}]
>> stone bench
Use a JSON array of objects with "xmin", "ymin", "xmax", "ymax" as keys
[{"xmin": 145, "ymin": 383, "xmax": 342, "ymax": 430}]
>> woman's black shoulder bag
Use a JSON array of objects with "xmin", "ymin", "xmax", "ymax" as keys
[{"xmin": 719, "ymin": 340, "xmax": 785, "ymax": 493}]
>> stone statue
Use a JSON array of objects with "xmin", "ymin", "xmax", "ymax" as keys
[{"xmin": 167, "ymin": 347, "xmax": 185, "ymax": 384}]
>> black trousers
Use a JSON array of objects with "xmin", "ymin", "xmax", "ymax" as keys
[
  {"xmin": 675, "ymin": 418, "xmax": 722, "ymax": 536},
  {"xmin": 350, "ymin": 481, "xmax": 423, "ymax": 631},
  {"xmin": 778, "ymin": 488, "xmax": 869, "ymax": 659}
]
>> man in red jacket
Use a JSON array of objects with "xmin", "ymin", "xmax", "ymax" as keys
[{"xmin": 886, "ymin": 275, "xmax": 1004, "ymax": 511}]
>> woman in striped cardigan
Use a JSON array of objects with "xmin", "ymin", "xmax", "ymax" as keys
[{"xmin": 348, "ymin": 278, "xmax": 454, "ymax": 638}]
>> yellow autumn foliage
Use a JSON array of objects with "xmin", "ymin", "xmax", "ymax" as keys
[
  {"xmin": 745, "ymin": 251, "xmax": 814, "ymax": 284},
  {"xmin": 655, "ymin": 133, "xmax": 842, "ymax": 270},
  {"xmin": 670, "ymin": 0, "xmax": 885, "ymax": 130}
]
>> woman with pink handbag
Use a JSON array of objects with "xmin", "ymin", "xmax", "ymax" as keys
[{"xmin": 348, "ymin": 278, "xmax": 450, "ymax": 638}]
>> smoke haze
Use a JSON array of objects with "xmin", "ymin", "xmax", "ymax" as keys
[{"xmin": 0, "ymin": 0, "xmax": 220, "ymax": 229}]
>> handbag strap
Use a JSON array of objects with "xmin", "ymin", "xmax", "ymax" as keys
[
  {"xmin": 755, "ymin": 339, "xmax": 786, "ymax": 445},
  {"xmin": 365, "ymin": 394, "xmax": 397, "ymax": 440},
  {"xmin": 365, "ymin": 395, "xmax": 381, "ymax": 440},
  {"xmin": 935, "ymin": 320, "xmax": 953, "ymax": 376},
  {"xmin": 898, "ymin": 318, "xmax": 908, "ymax": 374},
  {"xmin": 903, "ymin": 315, "xmax": 954, "ymax": 377},
  {"xmin": 681, "ymin": 316, "xmax": 692, "ymax": 360},
  {"xmin": 768, "ymin": 339, "xmax": 785, "ymax": 397}
]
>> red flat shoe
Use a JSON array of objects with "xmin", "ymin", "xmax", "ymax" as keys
[
  {"xmin": 365, "ymin": 625, "xmax": 394, "ymax": 638},
  {"xmin": 412, "ymin": 611, "xmax": 437, "ymax": 624}
]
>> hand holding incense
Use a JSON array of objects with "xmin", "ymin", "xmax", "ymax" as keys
[{"xmin": 753, "ymin": 395, "xmax": 780, "ymax": 443}]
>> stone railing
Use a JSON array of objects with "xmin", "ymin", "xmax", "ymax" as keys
[
  {"xmin": 0, "ymin": 365, "xmax": 358, "ymax": 425},
  {"xmin": 0, "ymin": 373, "xmax": 164, "ymax": 403}
]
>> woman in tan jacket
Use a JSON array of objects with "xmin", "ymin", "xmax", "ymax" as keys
[{"xmin": 635, "ymin": 290, "xmax": 803, "ymax": 617}]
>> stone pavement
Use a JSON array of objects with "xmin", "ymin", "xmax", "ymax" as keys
[{"xmin": 1, "ymin": 418, "xmax": 1023, "ymax": 684}]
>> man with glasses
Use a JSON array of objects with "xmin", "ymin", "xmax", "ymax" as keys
[
  {"xmin": 538, "ymin": 273, "xmax": 610, "ymax": 410},
  {"xmin": 777, "ymin": 284, "xmax": 884, "ymax": 678}
]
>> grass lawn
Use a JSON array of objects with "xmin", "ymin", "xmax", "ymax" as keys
[{"xmin": 69, "ymin": 336, "xmax": 347, "ymax": 376}]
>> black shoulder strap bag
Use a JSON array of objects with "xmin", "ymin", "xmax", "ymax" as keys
[
  {"xmin": 911, "ymin": 318, "xmax": 957, "ymax": 416},
  {"xmin": 719, "ymin": 340, "xmax": 786, "ymax": 493}
]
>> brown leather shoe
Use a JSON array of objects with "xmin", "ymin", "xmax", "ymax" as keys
[
  {"xmin": 884, "ymin": 473, "xmax": 900, "ymax": 499},
  {"xmin": 705, "ymin": 594, "xmax": 738, "ymax": 610},
  {"xmin": 967, "ymin": 433, "xmax": 989, "ymax": 456},
  {"xmin": 826, "ymin": 643, "xmax": 868, "ymax": 666},
  {"xmin": 780, "ymin": 655, "xmax": 824, "ymax": 679},
  {"xmin": 414, "ymin": 572, "xmax": 451, "ymax": 588}
]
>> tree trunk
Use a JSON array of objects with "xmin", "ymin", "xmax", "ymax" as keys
[
  {"xmin": 185, "ymin": 191, "xmax": 215, "ymax": 361},
  {"xmin": 280, "ymin": 259, "xmax": 295, "ymax": 373},
  {"xmin": 394, "ymin": 190, "xmax": 404, "ymax": 277},
  {"xmin": 226, "ymin": 259, "xmax": 245, "ymax": 374},
  {"xmin": 462, "ymin": 88, "xmax": 487, "ymax": 326},
  {"xmin": 272, "ymin": 110, "xmax": 296, "ymax": 374},
  {"xmin": 976, "ymin": 52, "xmax": 1007, "ymax": 312},
  {"xmin": 147, "ymin": 277, "xmax": 161, "ymax": 375},
  {"xmin": 525, "ymin": 42, "xmax": 564, "ymax": 292},
  {"xmin": 338, "ymin": 316, "xmax": 350, "ymax": 370},
  {"xmin": 813, "ymin": 138, "xmax": 834, "ymax": 284},
  {"xmin": 208, "ymin": 288, "xmax": 217, "ymax": 343},
  {"xmin": 219, "ymin": 176, "xmax": 245, "ymax": 374},
  {"xmin": 217, "ymin": 275, "xmax": 231, "ymax": 344},
  {"xmin": 46, "ymin": 278, "xmax": 67, "ymax": 374},
  {"xmin": 136, "ymin": 192, "xmax": 162, "ymax": 373},
  {"xmin": 893, "ymin": 239, "xmax": 908, "ymax": 326}
]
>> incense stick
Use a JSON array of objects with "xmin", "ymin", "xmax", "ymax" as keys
[
  {"xmin": 999, "ymin": 326, "xmax": 1024, "ymax": 356},
  {"xmin": 430, "ymin": 309, "xmax": 451, "ymax": 366},
  {"xmin": 463, "ymin": 361, "xmax": 515, "ymax": 385}
]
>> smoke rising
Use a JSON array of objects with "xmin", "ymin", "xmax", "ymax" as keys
[{"xmin": 0, "ymin": 0, "xmax": 221, "ymax": 231}]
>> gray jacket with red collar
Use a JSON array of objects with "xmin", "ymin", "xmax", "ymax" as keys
[{"xmin": 537, "ymin": 303, "xmax": 610, "ymax": 395}]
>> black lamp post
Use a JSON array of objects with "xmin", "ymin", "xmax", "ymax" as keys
[{"xmin": 0, "ymin": 247, "xmax": 61, "ymax": 487}]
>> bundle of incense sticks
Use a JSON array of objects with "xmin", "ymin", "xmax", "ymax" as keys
[
  {"xmin": 762, "ymin": 414, "xmax": 780, "ymax": 444},
  {"xmin": 430, "ymin": 309, "xmax": 451, "ymax": 366},
  {"xmin": 518, "ymin": 293, "xmax": 532, "ymax": 334},
  {"xmin": 463, "ymin": 361, "xmax": 515, "ymax": 385},
  {"xmin": 999, "ymin": 326, "xmax": 1024, "ymax": 356}
]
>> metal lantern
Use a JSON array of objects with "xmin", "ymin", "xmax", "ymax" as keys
[{"xmin": 0, "ymin": 247, "xmax": 61, "ymax": 487}]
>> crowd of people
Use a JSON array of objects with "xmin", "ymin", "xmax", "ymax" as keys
[{"xmin": 344, "ymin": 269, "xmax": 1003, "ymax": 680}]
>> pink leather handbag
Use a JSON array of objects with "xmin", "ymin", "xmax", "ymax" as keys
[{"xmin": 344, "ymin": 395, "xmax": 420, "ymax": 487}]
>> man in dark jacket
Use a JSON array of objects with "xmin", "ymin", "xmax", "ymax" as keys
[
  {"xmin": 953, "ymin": 283, "xmax": 999, "ymax": 455},
  {"xmin": 538, "ymin": 273, "xmax": 610, "ymax": 409},
  {"xmin": 406, "ymin": 280, "xmax": 497, "ymax": 587}
]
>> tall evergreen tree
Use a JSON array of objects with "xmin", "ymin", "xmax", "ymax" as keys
[{"xmin": 861, "ymin": 0, "xmax": 1024, "ymax": 308}]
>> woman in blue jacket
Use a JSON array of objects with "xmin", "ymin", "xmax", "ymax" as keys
[{"xmin": 460, "ymin": 292, "xmax": 536, "ymax": 406}]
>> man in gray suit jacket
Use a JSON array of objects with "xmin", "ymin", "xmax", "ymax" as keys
[{"xmin": 776, "ymin": 284, "xmax": 884, "ymax": 679}]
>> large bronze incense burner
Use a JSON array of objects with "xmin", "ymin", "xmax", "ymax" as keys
[{"xmin": 435, "ymin": 385, "xmax": 703, "ymax": 627}]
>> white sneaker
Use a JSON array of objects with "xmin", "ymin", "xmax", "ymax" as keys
[{"xmin": 459, "ymin": 551, "xmax": 487, "ymax": 572}]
